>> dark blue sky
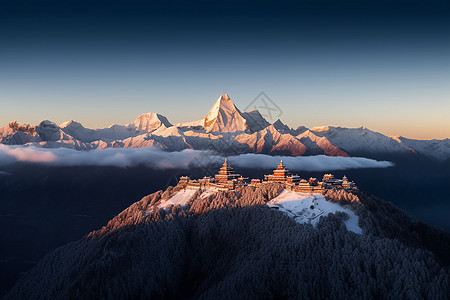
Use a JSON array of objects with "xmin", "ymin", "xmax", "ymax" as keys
[{"xmin": 1, "ymin": 0, "xmax": 449, "ymax": 138}]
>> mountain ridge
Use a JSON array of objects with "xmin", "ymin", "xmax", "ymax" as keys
[{"xmin": 1, "ymin": 94, "xmax": 449, "ymax": 160}]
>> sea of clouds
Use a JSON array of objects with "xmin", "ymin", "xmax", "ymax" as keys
[{"xmin": 0, "ymin": 145, "xmax": 394, "ymax": 171}]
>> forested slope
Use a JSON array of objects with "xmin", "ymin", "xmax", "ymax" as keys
[{"xmin": 6, "ymin": 184, "xmax": 450, "ymax": 299}]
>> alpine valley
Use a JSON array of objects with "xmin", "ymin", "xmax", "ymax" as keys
[{"xmin": 2, "ymin": 94, "xmax": 450, "ymax": 161}]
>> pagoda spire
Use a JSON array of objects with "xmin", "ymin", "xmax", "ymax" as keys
[
  {"xmin": 277, "ymin": 160, "xmax": 285, "ymax": 170},
  {"xmin": 222, "ymin": 158, "xmax": 229, "ymax": 168}
]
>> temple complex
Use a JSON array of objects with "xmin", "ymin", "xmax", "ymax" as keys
[{"xmin": 179, "ymin": 159, "xmax": 357, "ymax": 193}]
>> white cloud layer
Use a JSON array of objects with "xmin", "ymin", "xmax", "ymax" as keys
[
  {"xmin": 0, "ymin": 145, "xmax": 393, "ymax": 171},
  {"xmin": 227, "ymin": 154, "xmax": 394, "ymax": 171}
]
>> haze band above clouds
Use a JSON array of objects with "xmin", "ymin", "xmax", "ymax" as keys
[{"xmin": 0, "ymin": 145, "xmax": 393, "ymax": 171}]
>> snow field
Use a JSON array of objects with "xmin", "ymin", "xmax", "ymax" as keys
[{"xmin": 268, "ymin": 190, "xmax": 362, "ymax": 234}]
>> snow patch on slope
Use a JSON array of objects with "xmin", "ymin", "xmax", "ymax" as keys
[
  {"xmin": 159, "ymin": 189, "xmax": 197, "ymax": 209},
  {"xmin": 159, "ymin": 187, "xmax": 219, "ymax": 209},
  {"xmin": 268, "ymin": 190, "xmax": 362, "ymax": 234}
]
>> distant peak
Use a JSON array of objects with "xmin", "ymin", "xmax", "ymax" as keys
[
  {"xmin": 210, "ymin": 94, "xmax": 234, "ymax": 109},
  {"xmin": 204, "ymin": 94, "xmax": 249, "ymax": 132},
  {"xmin": 273, "ymin": 119, "xmax": 284, "ymax": 125},
  {"xmin": 133, "ymin": 112, "xmax": 172, "ymax": 131},
  {"xmin": 135, "ymin": 112, "xmax": 158, "ymax": 120},
  {"xmin": 272, "ymin": 119, "xmax": 291, "ymax": 132},
  {"xmin": 38, "ymin": 120, "xmax": 58, "ymax": 127},
  {"xmin": 206, "ymin": 94, "xmax": 238, "ymax": 116},
  {"xmin": 220, "ymin": 94, "xmax": 231, "ymax": 101},
  {"xmin": 60, "ymin": 120, "xmax": 73, "ymax": 127},
  {"xmin": 60, "ymin": 120, "xmax": 83, "ymax": 128}
]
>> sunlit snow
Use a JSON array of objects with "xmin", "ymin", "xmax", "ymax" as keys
[
  {"xmin": 159, "ymin": 189, "xmax": 197, "ymax": 208},
  {"xmin": 268, "ymin": 190, "xmax": 362, "ymax": 234}
]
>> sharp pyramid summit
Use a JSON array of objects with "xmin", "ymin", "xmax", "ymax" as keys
[{"xmin": 203, "ymin": 94, "xmax": 249, "ymax": 132}]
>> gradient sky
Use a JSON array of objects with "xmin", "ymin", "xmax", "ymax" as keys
[{"xmin": 1, "ymin": 0, "xmax": 449, "ymax": 139}]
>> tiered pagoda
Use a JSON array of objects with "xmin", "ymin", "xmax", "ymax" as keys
[
  {"xmin": 215, "ymin": 158, "xmax": 241, "ymax": 184},
  {"xmin": 264, "ymin": 160, "xmax": 300, "ymax": 184}
]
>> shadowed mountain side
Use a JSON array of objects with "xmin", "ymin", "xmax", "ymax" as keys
[
  {"xmin": 6, "ymin": 184, "xmax": 450, "ymax": 299},
  {"xmin": 240, "ymin": 109, "xmax": 271, "ymax": 132}
]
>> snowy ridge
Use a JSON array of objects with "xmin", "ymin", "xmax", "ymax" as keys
[
  {"xmin": 311, "ymin": 126, "xmax": 411, "ymax": 155},
  {"xmin": 396, "ymin": 136, "xmax": 450, "ymax": 160}
]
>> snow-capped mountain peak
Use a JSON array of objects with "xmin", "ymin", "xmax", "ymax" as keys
[
  {"xmin": 131, "ymin": 112, "xmax": 172, "ymax": 132},
  {"xmin": 204, "ymin": 94, "xmax": 249, "ymax": 132},
  {"xmin": 59, "ymin": 120, "xmax": 84, "ymax": 129}
]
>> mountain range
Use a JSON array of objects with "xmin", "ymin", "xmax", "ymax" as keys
[{"xmin": 1, "ymin": 94, "xmax": 449, "ymax": 160}]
